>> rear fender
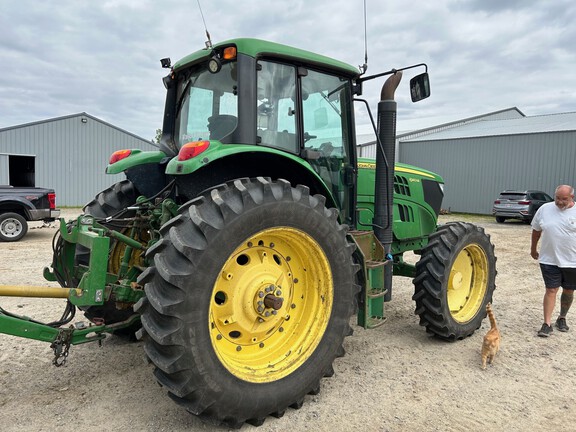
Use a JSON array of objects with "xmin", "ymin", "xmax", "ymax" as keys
[
  {"xmin": 106, "ymin": 150, "xmax": 168, "ymax": 175},
  {"xmin": 166, "ymin": 141, "xmax": 314, "ymax": 176},
  {"xmin": 166, "ymin": 142, "xmax": 337, "ymax": 207},
  {"xmin": 0, "ymin": 197, "xmax": 34, "ymax": 219}
]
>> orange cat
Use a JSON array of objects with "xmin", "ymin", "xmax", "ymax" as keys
[{"xmin": 481, "ymin": 303, "xmax": 500, "ymax": 370}]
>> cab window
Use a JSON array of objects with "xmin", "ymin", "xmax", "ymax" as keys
[
  {"xmin": 301, "ymin": 70, "xmax": 353, "ymax": 212},
  {"xmin": 175, "ymin": 62, "xmax": 238, "ymax": 147},
  {"xmin": 256, "ymin": 61, "xmax": 298, "ymax": 153}
]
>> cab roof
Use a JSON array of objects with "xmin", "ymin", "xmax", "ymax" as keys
[{"xmin": 173, "ymin": 38, "xmax": 360, "ymax": 78}]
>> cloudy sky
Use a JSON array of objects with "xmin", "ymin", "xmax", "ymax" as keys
[{"xmin": 1, "ymin": 0, "xmax": 575, "ymax": 141}]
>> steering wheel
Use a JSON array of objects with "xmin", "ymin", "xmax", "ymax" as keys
[{"xmin": 303, "ymin": 132, "xmax": 317, "ymax": 143}]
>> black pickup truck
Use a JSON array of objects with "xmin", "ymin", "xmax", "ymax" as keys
[{"xmin": 0, "ymin": 186, "xmax": 60, "ymax": 241}]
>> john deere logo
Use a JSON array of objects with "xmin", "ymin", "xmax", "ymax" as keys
[{"xmin": 358, "ymin": 162, "xmax": 376, "ymax": 169}]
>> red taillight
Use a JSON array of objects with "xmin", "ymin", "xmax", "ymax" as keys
[
  {"xmin": 518, "ymin": 200, "xmax": 531, "ymax": 205},
  {"xmin": 109, "ymin": 149, "xmax": 132, "ymax": 164},
  {"xmin": 48, "ymin": 193, "xmax": 56, "ymax": 210},
  {"xmin": 494, "ymin": 200, "xmax": 501, "ymax": 204},
  {"xmin": 178, "ymin": 141, "xmax": 210, "ymax": 161}
]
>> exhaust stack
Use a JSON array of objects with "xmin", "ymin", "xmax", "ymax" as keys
[{"xmin": 373, "ymin": 72, "xmax": 402, "ymax": 300}]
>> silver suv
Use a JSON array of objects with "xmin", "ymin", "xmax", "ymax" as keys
[{"xmin": 492, "ymin": 190, "xmax": 553, "ymax": 223}]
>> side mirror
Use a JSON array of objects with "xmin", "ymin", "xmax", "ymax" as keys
[{"xmin": 410, "ymin": 73, "xmax": 430, "ymax": 102}]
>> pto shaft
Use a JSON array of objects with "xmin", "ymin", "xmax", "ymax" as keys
[{"xmin": 0, "ymin": 285, "xmax": 81, "ymax": 298}]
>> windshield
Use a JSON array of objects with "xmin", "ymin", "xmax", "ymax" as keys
[{"xmin": 175, "ymin": 62, "xmax": 238, "ymax": 148}]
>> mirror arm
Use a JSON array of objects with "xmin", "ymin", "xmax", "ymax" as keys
[{"xmin": 358, "ymin": 63, "xmax": 428, "ymax": 84}]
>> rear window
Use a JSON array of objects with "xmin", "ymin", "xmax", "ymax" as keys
[
  {"xmin": 499, "ymin": 193, "xmax": 526, "ymax": 200},
  {"xmin": 531, "ymin": 192, "xmax": 553, "ymax": 201}
]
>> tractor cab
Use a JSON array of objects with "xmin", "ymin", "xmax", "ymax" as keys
[{"xmin": 157, "ymin": 39, "xmax": 359, "ymax": 225}]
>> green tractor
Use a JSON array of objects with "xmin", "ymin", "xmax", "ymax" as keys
[{"xmin": 0, "ymin": 38, "xmax": 496, "ymax": 427}]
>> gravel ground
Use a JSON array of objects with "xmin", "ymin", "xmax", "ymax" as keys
[{"xmin": 0, "ymin": 210, "xmax": 574, "ymax": 432}]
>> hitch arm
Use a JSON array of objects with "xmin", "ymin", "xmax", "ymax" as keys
[
  {"xmin": 0, "ymin": 308, "xmax": 106, "ymax": 344},
  {"xmin": 0, "ymin": 307, "xmax": 140, "ymax": 366}
]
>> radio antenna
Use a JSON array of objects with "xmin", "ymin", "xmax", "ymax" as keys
[
  {"xmin": 196, "ymin": 0, "xmax": 213, "ymax": 48},
  {"xmin": 359, "ymin": 0, "xmax": 368, "ymax": 74}
]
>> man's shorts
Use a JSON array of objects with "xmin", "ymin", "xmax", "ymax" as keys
[{"xmin": 540, "ymin": 264, "xmax": 576, "ymax": 289}]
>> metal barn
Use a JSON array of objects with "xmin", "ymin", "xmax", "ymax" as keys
[
  {"xmin": 397, "ymin": 109, "xmax": 576, "ymax": 214},
  {"xmin": 0, "ymin": 113, "xmax": 154, "ymax": 206}
]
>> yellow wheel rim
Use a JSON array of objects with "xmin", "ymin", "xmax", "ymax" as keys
[
  {"xmin": 209, "ymin": 227, "xmax": 333, "ymax": 383},
  {"xmin": 447, "ymin": 244, "xmax": 488, "ymax": 323}
]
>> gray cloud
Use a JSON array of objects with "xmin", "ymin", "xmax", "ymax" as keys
[{"xmin": 1, "ymin": 0, "xmax": 575, "ymax": 140}]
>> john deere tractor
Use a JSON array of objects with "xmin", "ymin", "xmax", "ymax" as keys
[{"xmin": 0, "ymin": 38, "xmax": 496, "ymax": 428}]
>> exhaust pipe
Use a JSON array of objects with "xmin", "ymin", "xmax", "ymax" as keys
[{"xmin": 374, "ymin": 72, "xmax": 402, "ymax": 301}]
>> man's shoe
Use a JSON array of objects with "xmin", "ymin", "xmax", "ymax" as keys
[
  {"xmin": 556, "ymin": 317, "xmax": 570, "ymax": 332},
  {"xmin": 538, "ymin": 323, "xmax": 553, "ymax": 337}
]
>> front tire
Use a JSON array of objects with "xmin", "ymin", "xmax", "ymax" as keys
[
  {"xmin": 413, "ymin": 222, "xmax": 496, "ymax": 340},
  {"xmin": 0, "ymin": 212, "xmax": 28, "ymax": 242},
  {"xmin": 135, "ymin": 177, "xmax": 357, "ymax": 428}
]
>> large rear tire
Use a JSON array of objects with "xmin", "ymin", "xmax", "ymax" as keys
[
  {"xmin": 82, "ymin": 179, "xmax": 139, "ymax": 222},
  {"xmin": 135, "ymin": 177, "xmax": 358, "ymax": 428},
  {"xmin": 413, "ymin": 222, "xmax": 496, "ymax": 340}
]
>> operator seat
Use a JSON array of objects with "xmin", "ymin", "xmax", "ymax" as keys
[{"xmin": 208, "ymin": 115, "xmax": 237, "ymax": 141}]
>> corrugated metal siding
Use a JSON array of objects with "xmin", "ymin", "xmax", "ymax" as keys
[
  {"xmin": 399, "ymin": 131, "xmax": 576, "ymax": 214},
  {"xmin": 406, "ymin": 113, "xmax": 576, "ymax": 141},
  {"xmin": 357, "ymin": 142, "xmax": 377, "ymax": 159},
  {"xmin": 0, "ymin": 114, "xmax": 153, "ymax": 206},
  {"xmin": 0, "ymin": 154, "xmax": 8, "ymax": 184},
  {"xmin": 357, "ymin": 139, "xmax": 401, "ymax": 161},
  {"xmin": 397, "ymin": 107, "xmax": 525, "ymax": 141},
  {"xmin": 355, "ymin": 108, "xmax": 527, "ymax": 161}
]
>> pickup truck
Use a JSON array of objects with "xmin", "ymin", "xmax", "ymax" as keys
[{"xmin": 0, "ymin": 186, "xmax": 60, "ymax": 242}]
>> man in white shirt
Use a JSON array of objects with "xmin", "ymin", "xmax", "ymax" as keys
[{"xmin": 531, "ymin": 184, "xmax": 576, "ymax": 337}]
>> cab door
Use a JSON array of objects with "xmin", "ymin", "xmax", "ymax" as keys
[{"xmin": 300, "ymin": 69, "xmax": 356, "ymax": 226}]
